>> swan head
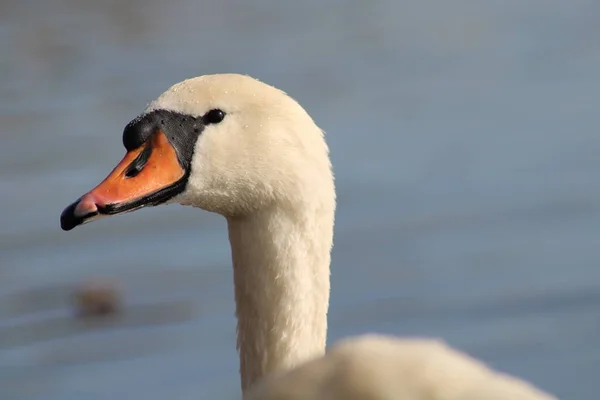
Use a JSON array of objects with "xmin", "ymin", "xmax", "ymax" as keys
[{"xmin": 60, "ymin": 74, "xmax": 334, "ymax": 231}]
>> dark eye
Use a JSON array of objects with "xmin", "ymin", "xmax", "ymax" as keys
[{"xmin": 204, "ymin": 109, "xmax": 226, "ymax": 124}]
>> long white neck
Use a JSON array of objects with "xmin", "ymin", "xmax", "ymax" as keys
[{"xmin": 227, "ymin": 202, "xmax": 334, "ymax": 391}]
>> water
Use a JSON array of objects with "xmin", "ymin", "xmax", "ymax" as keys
[{"xmin": 1, "ymin": 0, "xmax": 599, "ymax": 398}]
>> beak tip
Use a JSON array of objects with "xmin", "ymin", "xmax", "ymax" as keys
[
  {"xmin": 60, "ymin": 201, "xmax": 80, "ymax": 231},
  {"xmin": 60, "ymin": 199, "xmax": 99, "ymax": 232}
]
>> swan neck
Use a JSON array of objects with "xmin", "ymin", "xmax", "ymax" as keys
[{"xmin": 227, "ymin": 206, "xmax": 332, "ymax": 390}]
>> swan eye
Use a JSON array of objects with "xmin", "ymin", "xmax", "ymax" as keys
[{"xmin": 204, "ymin": 109, "xmax": 226, "ymax": 125}]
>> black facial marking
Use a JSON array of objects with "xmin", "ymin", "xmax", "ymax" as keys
[
  {"xmin": 123, "ymin": 110, "xmax": 205, "ymax": 171},
  {"xmin": 122, "ymin": 108, "xmax": 227, "ymax": 170}
]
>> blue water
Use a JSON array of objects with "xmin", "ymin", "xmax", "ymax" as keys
[{"xmin": 1, "ymin": 0, "xmax": 600, "ymax": 398}]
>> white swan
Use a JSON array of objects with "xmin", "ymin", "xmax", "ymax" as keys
[{"xmin": 60, "ymin": 74, "xmax": 556, "ymax": 399}]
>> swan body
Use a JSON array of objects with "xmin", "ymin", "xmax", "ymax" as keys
[
  {"xmin": 245, "ymin": 335, "xmax": 556, "ymax": 400},
  {"xmin": 60, "ymin": 74, "xmax": 556, "ymax": 399}
]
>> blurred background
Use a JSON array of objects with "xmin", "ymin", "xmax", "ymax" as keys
[{"xmin": 1, "ymin": 0, "xmax": 599, "ymax": 398}]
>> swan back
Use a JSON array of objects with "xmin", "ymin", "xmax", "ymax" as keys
[{"xmin": 244, "ymin": 335, "xmax": 557, "ymax": 400}]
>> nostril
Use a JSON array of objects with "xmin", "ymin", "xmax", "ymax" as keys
[
  {"xmin": 125, "ymin": 143, "xmax": 152, "ymax": 178},
  {"xmin": 125, "ymin": 164, "xmax": 142, "ymax": 178}
]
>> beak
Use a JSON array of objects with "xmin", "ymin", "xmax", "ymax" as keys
[{"xmin": 60, "ymin": 131, "xmax": 186, "ymax": 231}]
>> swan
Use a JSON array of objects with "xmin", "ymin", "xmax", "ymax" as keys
[{"xmin": 60, "ymin": 74, "xmax": 556, "ymax": 399}]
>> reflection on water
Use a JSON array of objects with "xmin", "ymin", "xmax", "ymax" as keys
[{"xmin": 1, "ymin": 0, "xmax": 600, "ymax": 399}]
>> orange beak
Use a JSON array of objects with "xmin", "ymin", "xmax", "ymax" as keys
[{"xmin": 60, "ymin": 131, "xmax": 186, "ymax": 231}]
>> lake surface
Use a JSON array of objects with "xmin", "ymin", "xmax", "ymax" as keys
[{"xmin": 1, "ymin": 0, "xmax": 599, "ymax": 398}]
